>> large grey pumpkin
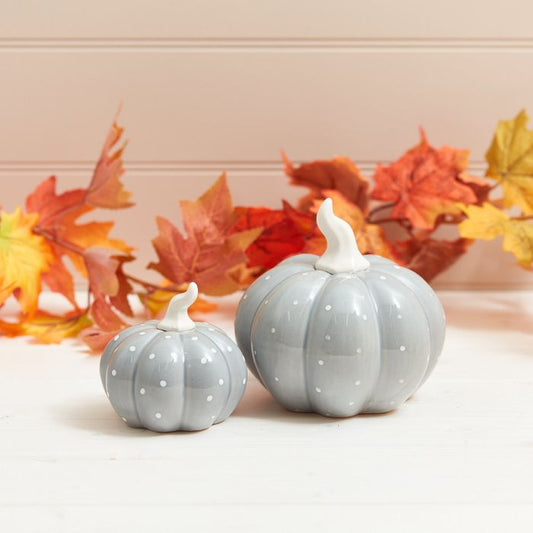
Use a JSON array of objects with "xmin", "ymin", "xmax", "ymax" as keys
[
  {"xmin": 100, "ymin": 283, "xmax": 247, "ymax": 432},
  {"xmin": 235, "ymin": 198, "xmax": 445, "ymax": 417}
]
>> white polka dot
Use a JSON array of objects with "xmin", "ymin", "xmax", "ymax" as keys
[
  {"xmin": 155, "ymin": 412, "xmax": 162, "ymax": 419},
  {"xmin": 324, "ymin": 304, "xmax": 332, "ymax": 311},
  {"xmin": 362, "ymin": 314, "xmax": 368, "ymax": 320},
  {"xmin": 113, "ymin": 334, "xmax": 119, "ymax": 341},
  {"xmin": 218, "ymin": 378, "xmax": 224, "ymax": 385},
  {"xmin": 192, "ymin": 336, "xmax": 198, "ymax": 341},
  {"xmin": 264, "ymin": 300, "xmax": 269, "ymax": 305},
  {"xmin": 121, "ymin": 417, "xmax": 127, "ymax": 422},
  {"xmin": 160, "ymin": 380, "xmax": 167, "ymax": 388},
  {"xmin": 315, "ymin": 387, "xmax": 322, "ymax": 393},
  {"xmin": 227, "ymin": 346, "xmax": 232, "ymax": 352},
  {"xmin": 165, "ymin": 335, "xmax": 171, "ymax": 339},
  {"xmin": 139, "ymin": 331, "xmax": 146, "ymax": 336},
  {"xmin": 355, "ymin": 380, "xmax": 361, "ymax": 386},
  {"xmin": 356, "ymin": 347, "xmax": 362, "ymax": 354},
  {"xmin": 243, "ymin": 294, "xmax": 248, "ymax": 300},
  {"xmin": 398, "ymin": 378, "xmax": 405, "ymax": 384},
  {"xmin": 325, "ymin": 334, "xmax": 331, "ymax": 341},
  {"xmin": 397, "ymin": 314, "xmax": 402, "ymax": 319},
  {"xmin": 139, "ymin": 388, "xmax": 146, "ymax": 395},
  {"xmin": 274, "ymin": 376, "xmax": 279, "ymax": 382},
  {"xmin": 201, "ymin": 357, "xmax": 207, "ymax": 364},
  {"xmin": 400, "ymin": 345, "xmax": 406, "ymax": 351},
  {"xmin": 206, "ymin": 395, "xmax": 213, "ymax": 402},
  {"xmin": 148, "ymin": 353, "xmax": 155, "ymax": 360},
  {"xmin": 271, "ymin": 327, "xmax": 276, "ymax": 333},
  {"xmin": 111, "ymin": 369, "xmax": 117, "ymax": 376},
  {"xmin": 379, "ymin": 275, "xmax": 387, "ymax": 280},
  {"xmin": 318, "ymin": 359, "xmax": 324, "ymax": 366},
  {"xmin": 129, "ymin": 345, "xmax": 136, "ymax": 352},
  {"xmin": 292, "ymin": 300, "xmax": 298, "ymax": 306},
  {"xmin": 265, "ymin": 275, "xmax": 271, "ymax": 280}
]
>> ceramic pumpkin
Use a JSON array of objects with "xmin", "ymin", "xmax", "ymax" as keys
[
  {"xmin": 235, "ymin": 198, "xmax": 445, "ymax": 417},
  {"xmin": 100, "ymin": 283, "xmax": 247, "ymax": 432}
]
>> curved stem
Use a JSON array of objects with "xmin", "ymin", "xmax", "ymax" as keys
[
  {"xmin": 157, "ymin": 282, "xmax": 198, "ymax": 332},
  {"xmin": 315, "ymin": 198, "xmax": 369, "ymax": 274}
]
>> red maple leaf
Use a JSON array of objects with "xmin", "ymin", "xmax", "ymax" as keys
[{"xmin": 393, "ymin": 236, "xmax": 471, "ymax": 281}]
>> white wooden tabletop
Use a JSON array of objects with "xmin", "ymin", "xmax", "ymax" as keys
[{"xmin": 1, "ymin": 290, "xmax": 532, "ymax": 533}]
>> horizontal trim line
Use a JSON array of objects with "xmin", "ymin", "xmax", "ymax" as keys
[
  {"xmin": 2, "ymin": 37, "xmax": 533, "ymax": 52},
  {"xmin": 0, "ymin": 160, "xmax": 489, "ymax": 173}
]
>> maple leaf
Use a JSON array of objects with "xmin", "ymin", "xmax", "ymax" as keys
[
  {"xmin": 26, "ymin": 175, "xmax": 133, "ymax": 290},
  {"xmin": 307, "ymin": 192, "xmax": 395, "ymax": 258},
  {"xmin": 83, "ymin": 248, "xmax": 130, "ymax": 330},
  {"xmin": 393, "ymin": 237, "xmax": 471, "ymax": 281},
  {"xmin": 371, "ymin": 130, "xmax": 479, "ymax": 229},
  {"xmin": 485, "ymin": 110, "xmax": 533, "ymax": 215},
  {"xmin": 86, "ymin": 121, "xmax": 133, "ymax": 209},
  {"xmin": 0, "ymin": 311, "xmax": 92, "ymax": 344},
  {"xmin": 459, "ymin": 203, "xmax": 533, "ymax": 268},
  {"xmin": 231, "ymin": 204, "xmax": 307, "ymax": 270},
  {"xmin": 0, "ymin": 207, "xmax": 54, "ymax": 315},
  {"xmin": 283, "ymin": 152, "xmax": 369, "ymax": 213},
  {"xmin": 148, "ymin": 174, "xmax": 262, "ymax": 296},
  {"xmin": 80, "ymin": 327, "xmax": 122, "ymax": 353}
]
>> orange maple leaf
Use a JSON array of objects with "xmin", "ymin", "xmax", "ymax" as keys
[
  {"xmin": 0, "ymin": 311, "xmax": 92, "ymax": 344},
  {"xmin": 283, "ymin": 152, "xmax": 369, "ymax": 213},
  {"xmin": 148, "ymin": 174, "xmax": 262, "ymax": 296},
  {"xmin": 86, "ymin": 121, "xmax": 133, "ymax": 209},
  {"xmin": 371, "ymin": 130, "xmax": 483, "ymax": 229}
]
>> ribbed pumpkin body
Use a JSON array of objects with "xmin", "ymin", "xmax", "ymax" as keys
[
  {"xmin": 235, "ymin": 253, "xmax": 445, "ymax": 417},
  {"xmin": 100, "ymin": 321, "xmax": 247, "ymax": 431}
]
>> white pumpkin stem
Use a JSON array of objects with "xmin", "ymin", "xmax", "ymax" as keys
[
  {"xmin": 314, "ymin": 198, "xmax": 370, "ymax": 274},
  {"xmin": 157, "ymin": 282, "xmax": 198, "ymax": 332}
]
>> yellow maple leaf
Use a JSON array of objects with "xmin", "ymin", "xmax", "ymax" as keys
[
  {"xmin": 459, "ymin": 203, "xmax": 533, "ymax": 267},
  {"xmin": 486, "ymin": 110, "xmax": 533, "ymax": 214},
  {"xmin": 0, "ymin": 311, "xmax": 92, "ymax": 344},
  {"xmin": 0, "ymin": 207, "xmax": 54, "ymax": 315}
]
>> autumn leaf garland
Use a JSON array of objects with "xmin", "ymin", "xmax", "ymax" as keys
[{"xmin": 0, "ymin": 110, "xmax": 531, "ymax": 348}]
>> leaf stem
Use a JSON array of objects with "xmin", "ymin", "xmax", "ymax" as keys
[
  {"xmin": 124, "ymin": 274, "xmax": 183, "ymax": 294},
  {"xmin": 367, "ymin": 202, "xmax": 394, "ymax": 221}
]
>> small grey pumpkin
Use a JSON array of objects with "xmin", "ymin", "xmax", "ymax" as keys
[
  {"xmin": 100, "ymin": 283, "xmax": 247, "ymax": 432},
  {"xmin": 235, "ymin": 198, "xmax": 445, "ymax": 418}
]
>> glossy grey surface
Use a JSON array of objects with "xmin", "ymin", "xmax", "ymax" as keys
[
  {"xmin": 235, "ymin": 254, "xmax": 445, "ymax": 417},
  {"xmin": 100, "ymin": 321, "xmax": 247, "ymax": 432}
]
